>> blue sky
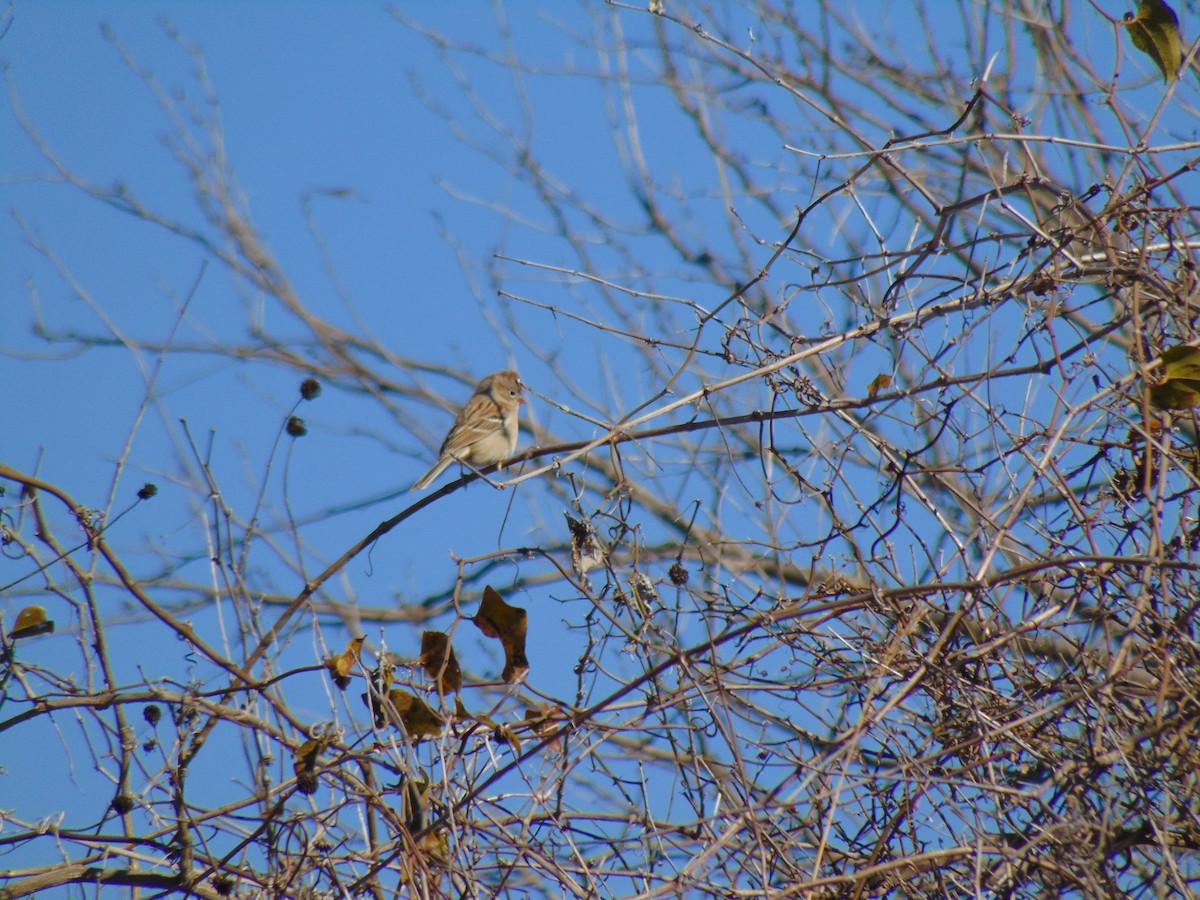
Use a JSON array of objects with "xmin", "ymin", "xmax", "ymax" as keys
[{"xmin": 3, "ymin": 6, "xmax": 601, "ymax": 530}]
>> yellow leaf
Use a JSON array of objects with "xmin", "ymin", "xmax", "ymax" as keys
[
  {"xmin": 419, "ymin": 630, "xmax": 462, "ymax": 694},
  {"xmin": 1123, "ymin": 0, "xmax": 1182, "ymax": 82},
  {"xmin": 324, "ymin": 636, "xmax": 365, "ymax": 689},
  {"xmin": 472, "ymin": 586, "xmax": 529, "ymax": 684},
  {"xmin": 9, "ymin": 605, "xmax": 54, "ymax": 640},
  {"xmin": 867, "ymin": 373, "xmax": 893, "ymax": 398}
]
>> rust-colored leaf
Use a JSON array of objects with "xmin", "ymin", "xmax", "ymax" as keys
[
  {"xmin": 324, "ymin": 636, "xmax": 365, "ymax": 690},
  {"xmin": 419, "ymin": 630, "xmax": 463, "ymax": 694},
  {"xmin": 472, "ymin": 586, "xmax": 529, "ymax": 683},
  {"xmin": 9, "ymin": 605, "xmax": 54, "ymax": 640}
]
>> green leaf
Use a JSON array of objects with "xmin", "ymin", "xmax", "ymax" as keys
[
  {"xmin": 1123, "ymin": 0, "xmax": 1183, "ymax": 82},
  {"xmin": 1149, "ymin": 345, "xmax": 1200, "ymax": 410}
]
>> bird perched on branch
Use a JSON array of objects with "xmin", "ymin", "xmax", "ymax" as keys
[{"xmin": 412, "ymin": 370, "xmax": 524, "ymax": 490}]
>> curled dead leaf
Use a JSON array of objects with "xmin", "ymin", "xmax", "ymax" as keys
[
  {"xmin": 472, "ymin": 586, "xmax": 529, "ymax": 684},
  {"xmin": 566, "ymin": 512, "xmax": 605, "ymax": 579},
  {"xmin": 419, "ymin": 630, "xmax": 463, "ymax": 694},
  {"xmin": 629, "ymin": 572, "xmax": 658, "ymax": 615},
  {"xmin": 381, "ymin": 689, "xmax": 443, "ymax": 740},
  {"xmin": 524, "ymin": 704, "xmax": 567, "ymax": 734}
]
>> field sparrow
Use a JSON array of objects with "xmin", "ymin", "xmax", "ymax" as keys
[{"xmin": 411, "ymin": 370, "xmax": 524, "ymax": 490}]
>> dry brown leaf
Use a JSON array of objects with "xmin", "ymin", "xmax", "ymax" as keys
[
  {"xmin": 419, "ymin": 630, "xmax": 463, "ymax": 694},
  {"xmin": 472, "ymin": 585, "xmax": 529, "ymax": 683},
  {"xmin": 566, "ymin": 513, "xmax": 605, "ymax": 579},
  {"xmin": 524, "ymin": 704, "xmax": 567, "ymax": 734},
  {"xmin": 383, "ymin": 689, "xmax": 443, "ymax": 740}
]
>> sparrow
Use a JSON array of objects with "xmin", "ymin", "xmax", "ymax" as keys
[{"xmin": 412, "ymin": 370, "xmax": 524, "ymax": 490}]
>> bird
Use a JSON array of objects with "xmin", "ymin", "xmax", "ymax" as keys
[{"xmin": 411, "ymin": 370, "xmax": 524, "ymax": 490}]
